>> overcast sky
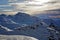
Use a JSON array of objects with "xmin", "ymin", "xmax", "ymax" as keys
[{"xmin": 0, "ymin": 0, "xmax": 60, "ymax": 15}]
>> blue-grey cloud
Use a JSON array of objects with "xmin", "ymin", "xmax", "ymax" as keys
[{"xmin": 44, "ymin": 0, "xmax": 60, "ymax": 4}]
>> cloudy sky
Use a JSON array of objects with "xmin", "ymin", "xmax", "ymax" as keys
[{"xmin": 0, "ymin": 0, "xmax": 60, "ymax": 15}]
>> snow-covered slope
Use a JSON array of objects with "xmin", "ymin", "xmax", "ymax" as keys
[
  {"xmin": 0, "ymin": 25, "xmax": 13, "ymax": 31},
  {"xmin": 0, "ymin": 20, "xmax": 50, "ymax": 40},
  {"xmin": 0, "ymin": 12, "xmax": 60, "ymax": 40},
  {"xmin": 0, "ymin": 35, "xmax": 38, "ymax": 40}
]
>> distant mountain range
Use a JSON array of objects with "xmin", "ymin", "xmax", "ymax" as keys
[
  {"xmin": 0, "ymin": 12, "xmax": 50, "ymax": 40},
  {"xmin": 0, "ymin": 12, "xmax": 40, "ymax": 30},
  {"xmin": 34, "ymin": 9, "xmax": 60, "ymax": 19},
  {"xmin": 0, "ymin": 12, "xmax": 60, "ymax": 40},
  {"xmin": 34, "ymin": 9, "xmax": 60, "ymax": 33}
]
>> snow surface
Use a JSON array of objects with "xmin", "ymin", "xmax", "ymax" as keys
[
  {"xmin": 0, "ymin": 35, "xmax": 38, "ymax": 40},
  {"xmin": 0, "ymin": 25, "xmax": 13, "ymax": 31}
]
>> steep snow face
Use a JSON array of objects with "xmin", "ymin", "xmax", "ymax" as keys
[
  {"xmin": 0, "ymin": 35, "xmax": 38, "ymax": 40},
  {"xmin": 0, "ymin": 25, "xmax": 13, "ymax": 31},
  {"xmin": 8, "ymin": 19, "xmax": 19, "ymax": 24}
]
